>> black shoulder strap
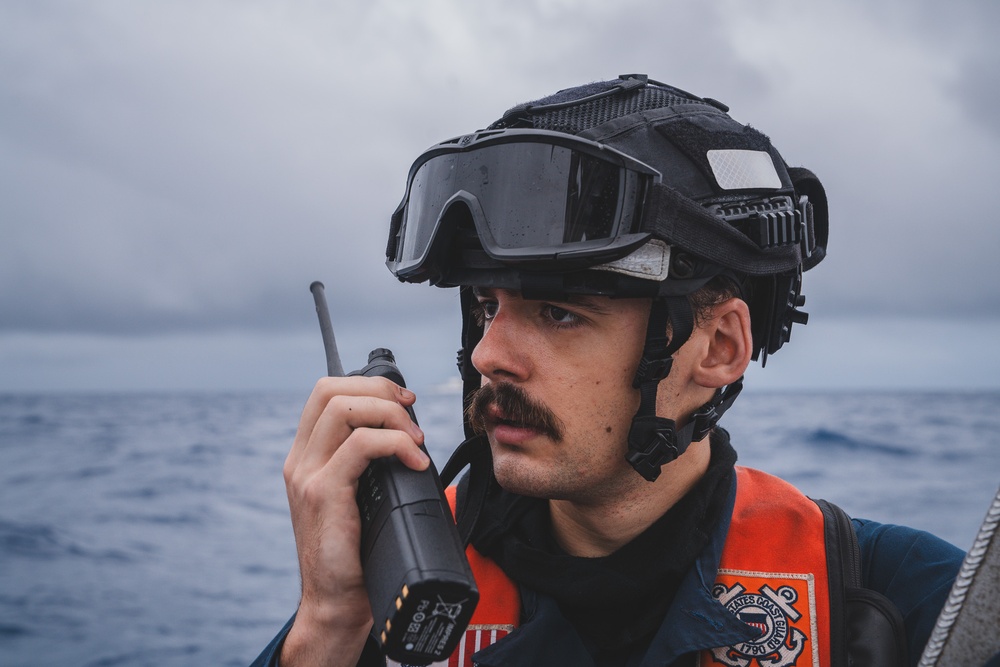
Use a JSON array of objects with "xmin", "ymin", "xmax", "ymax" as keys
[{"xmin": 816, "ymin": 499, "xmax": 908, "ymax": 667}]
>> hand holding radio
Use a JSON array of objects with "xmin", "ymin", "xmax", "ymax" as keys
[
  {"xmin": 280, "ymin": 283, "xmax": 477, "ymax": 667},
  {"xmin": 281, "ymin": 375, "xmax": 430, "ymax": 667}
]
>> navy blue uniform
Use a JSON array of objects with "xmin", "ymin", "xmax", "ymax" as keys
[{"xmin": 250, "ymin": 475, "xmax": 967, "ymax": 667}]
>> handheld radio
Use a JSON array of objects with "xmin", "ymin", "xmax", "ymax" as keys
[{"xmin": 309, "ymin": 282, "xmax": 478, "ymax": 665}]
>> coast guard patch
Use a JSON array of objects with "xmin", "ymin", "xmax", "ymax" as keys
[
  {"xmin": 389, "ymin": 624, "xmax": 513, "ymax": 667},
  {"xmin": 703, "ymin": 570, "xmax": 819, "ymax": 667}
]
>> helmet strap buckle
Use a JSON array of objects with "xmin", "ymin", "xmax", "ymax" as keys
[
  {"xmin": 626, "ymin": 416, "xmax": 681, "ymax": 481},
  {"xmin": 633, "ymin": 354, "xmax": 672, "ymax": 388},
  {"xmin": 625, "ymin": 379, "xmax": 744, "ymax": 482}
]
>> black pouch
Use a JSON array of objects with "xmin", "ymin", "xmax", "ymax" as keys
[{"xmin": 816, "ymin": 499, "xmax": 908, "ymax": 667}]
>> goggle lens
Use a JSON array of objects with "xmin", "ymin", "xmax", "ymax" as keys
[{"xmin": 391, "ymin": 136, "xmax": 655, "ymax": 279}]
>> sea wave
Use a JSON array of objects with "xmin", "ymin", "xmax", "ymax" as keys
[
  {"xmin": 0, "ymin": 390, "xmax": 997, "ymax": 666},
  {"xmin": 799, "ymin": 427, "xmax": 916, "ymax": 457}
]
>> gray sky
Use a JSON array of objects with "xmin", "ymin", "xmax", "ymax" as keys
[{"xmin": 2, "ymin": 0, "xmax": 999, "ymax": 393}]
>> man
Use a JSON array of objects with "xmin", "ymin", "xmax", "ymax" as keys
[{"xmin": 253, "ymin": 76, "xmax": 966, "ymax": 667}]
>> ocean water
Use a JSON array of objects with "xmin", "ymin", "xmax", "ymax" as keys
[{"xmin": 1, "ymin": 389, "xmax": 998, "ymax": 666}]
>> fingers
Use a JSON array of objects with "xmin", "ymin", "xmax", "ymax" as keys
[
  {"xmin": 285, "ymin": 375, "xmax": 424, "ymax": 475},
  {"xmin": 300, "ymin": 394, "xmax": 425, "ymax": 475},
  {"xmin": 324, "ymin": 425, "xmax": 430, "ymax": 483},
  {"xmin": 294, "ymin": 375, "xmax": 414, "ymax": 450}
]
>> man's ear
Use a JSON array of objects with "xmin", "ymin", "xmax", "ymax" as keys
[{"xmin": 691, "ymin": 298, "xmax": 752, "ymax": 388}]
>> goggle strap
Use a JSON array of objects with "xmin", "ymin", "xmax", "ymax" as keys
[
  {"xmin": 650, "ymin": 185, "xmax": 803, "ymax": 276},
  {"xmin": 386, "ymin": 207, "xmax": 403, "ymax": 262}
]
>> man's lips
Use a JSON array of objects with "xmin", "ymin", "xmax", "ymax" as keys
[
  {"xmin": 485, "ymin": 406, "xmax": 535, "ymax": 430},
  {"xmin": 485, "ymin": 406, "xmax": 544, "ymax": 442}
]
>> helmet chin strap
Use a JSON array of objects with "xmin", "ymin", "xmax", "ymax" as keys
[{"xmin": 626, "ymin": 297, "xmax": 743, "ymax": 481}]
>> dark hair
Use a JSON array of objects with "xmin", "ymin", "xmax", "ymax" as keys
[{"xmin": 688, "ymin": 275, "xmax": 742, "ymax": 327}]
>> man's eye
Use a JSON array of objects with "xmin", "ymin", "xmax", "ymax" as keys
[
  {"xmin": 472, "ymin": 300, "xmax": 498, "ymax": 325},
  {"xmin": 545, "ymin": 305, "xmax": 577, "ymax": 325}
]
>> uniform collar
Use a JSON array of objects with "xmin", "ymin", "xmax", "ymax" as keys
[
  {"xmin": 473, "ymin": 472, "xmax": 758, "ymax": 666},
  {"xmin": 640, "ymin": 471, "xmax": 757, "ymax": 664}
]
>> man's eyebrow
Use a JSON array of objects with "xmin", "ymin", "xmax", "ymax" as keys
[
  {"xmin": 560, "ymin": 293, "xmax": 614, "ymax": 315},
  {"xmin": 469, "ymin": 287, "xmax": 614, "ymax": 315}
]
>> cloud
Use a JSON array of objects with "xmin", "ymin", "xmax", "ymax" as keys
[
  {"xmin": 1, "ymin": 0, "xmax": 998, "ymax": 389},
  {"xmin": 710, "ymin": 0, "xmax": 1000, "ymax": 318}
]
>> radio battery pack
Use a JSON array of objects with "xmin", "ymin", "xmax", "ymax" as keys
[{"xmin": 350, "ymin": 349, "xmax": 478, "ymax": 664}]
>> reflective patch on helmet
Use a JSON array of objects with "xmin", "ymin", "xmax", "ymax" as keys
[
  {"xmin": 707, "ymin": 150, "xmax": 782, "ymax": 190},
  {"xmin": 592, "ymin": 239, "xmax": 671, "ymax": 280}
]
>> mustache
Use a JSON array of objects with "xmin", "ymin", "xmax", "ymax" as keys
[{"xmin": 466, "ymin": 382, "xmax": 564, "ymax": 442}]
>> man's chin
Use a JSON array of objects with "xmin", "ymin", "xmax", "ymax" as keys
[
  {"xmin": 489, "ymin": 450, "xmax": 549, "ymax": 498},
  {"xmin": 488, "ymin": 436, "xmax": 573, "ymax": 496}
]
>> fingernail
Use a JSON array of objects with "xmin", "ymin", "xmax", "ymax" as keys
[
  {"xmin": 416, "ymin": 448, "xmax": 430, "ymax": 467},
  {"xmin": 411, "ymin": 422, "xmax": 424, "ymax": 440},
  {"xmin": 400, "ymin": 387, "xmax": 415, "ymax": 400}
]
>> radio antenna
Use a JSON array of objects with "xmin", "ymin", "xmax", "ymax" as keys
[{"xmin": 309, "ymin": 281, "xmax": 345, "ymax": 377}]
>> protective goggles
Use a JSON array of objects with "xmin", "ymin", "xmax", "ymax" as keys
[{"xmin": 386, "ymin": 129, "xmax": 661, "ymax": 282}]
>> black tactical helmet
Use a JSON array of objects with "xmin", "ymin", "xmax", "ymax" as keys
[{"xmin": 387, "ymin": 75, "xmax": 828, "ymax": 481}]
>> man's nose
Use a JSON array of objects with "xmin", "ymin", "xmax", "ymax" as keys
[{"xmin": 470, "ymin": 308, "xmax": 532, "ymax": 384}]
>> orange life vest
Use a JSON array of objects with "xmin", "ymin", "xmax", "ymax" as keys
[{"xmin": 434, "ymin": 466, "xmax": 837, "ymax": 667}]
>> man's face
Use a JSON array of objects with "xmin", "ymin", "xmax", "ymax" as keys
[{"xmin": 468, "ymin": 287, "xmax": 658, "ymax": 502}]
